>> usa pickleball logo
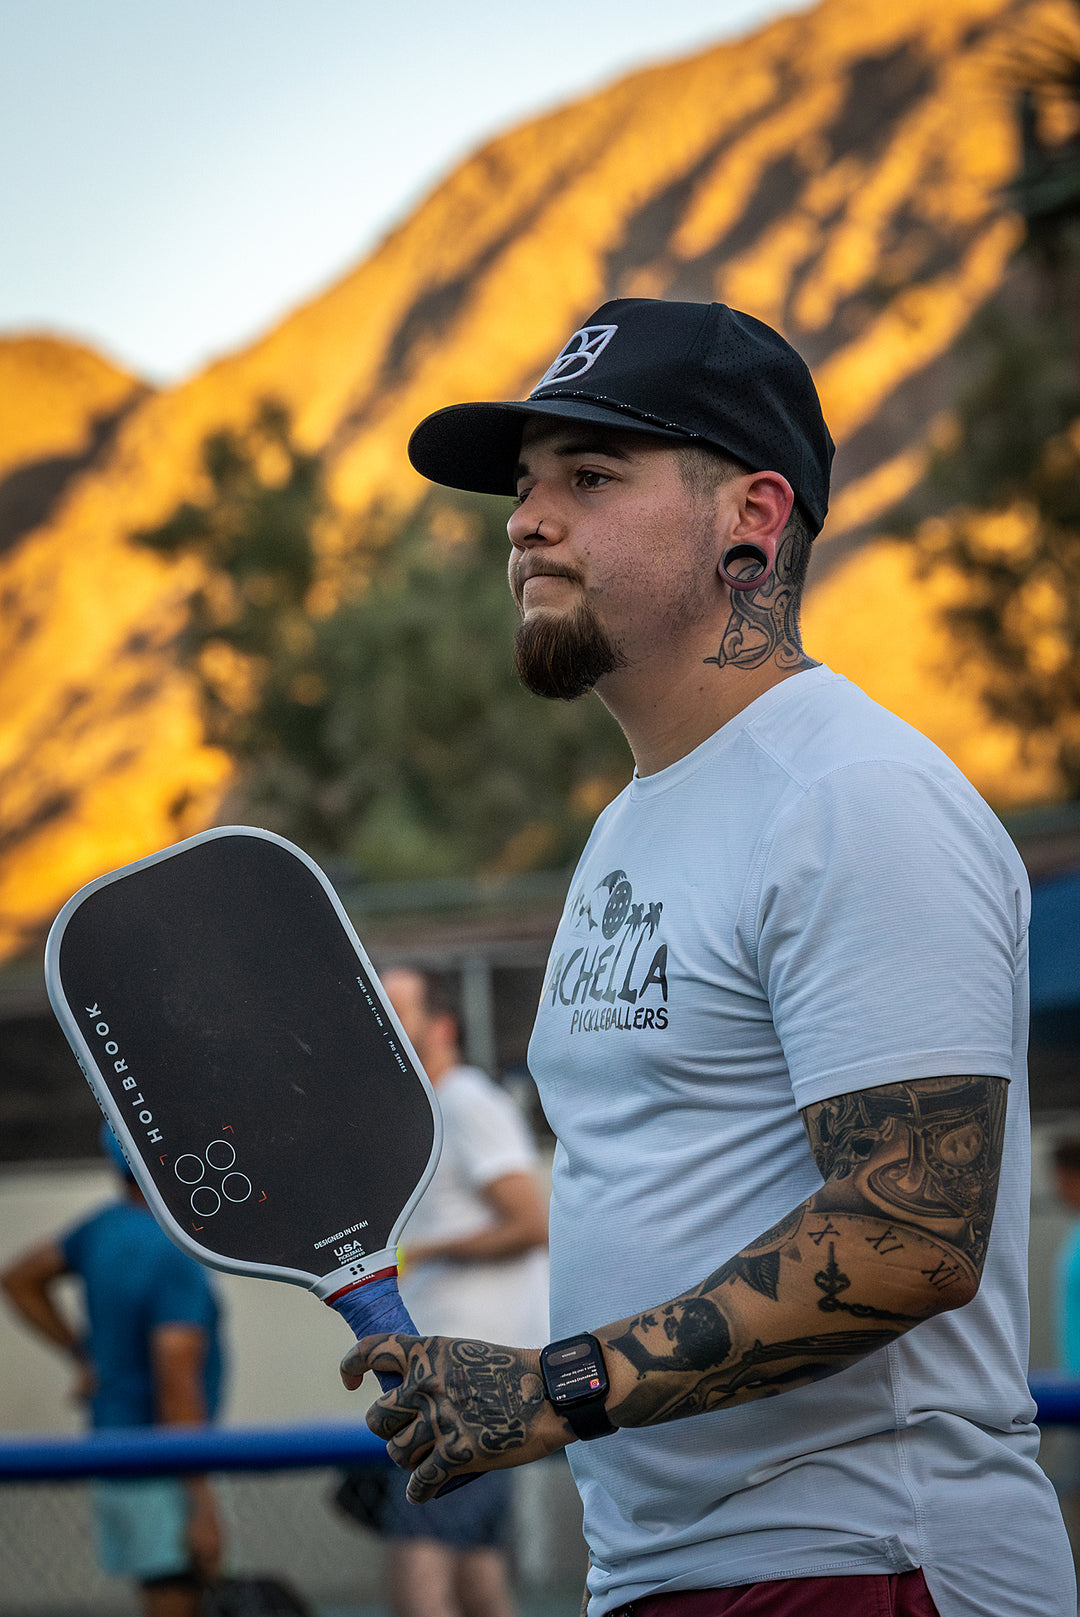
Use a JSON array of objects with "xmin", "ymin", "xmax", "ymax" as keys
[{"xmin": 533, "ymin": 324, "xmax": 618, "ymax": 390}]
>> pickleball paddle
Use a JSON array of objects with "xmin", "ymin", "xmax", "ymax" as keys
[{"xmin": 45, "ymin": 827, "xmax": 443, "ymax": 1397}]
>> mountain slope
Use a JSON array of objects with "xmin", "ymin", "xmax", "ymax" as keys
[
  {"xmin": 0, "ymin": 0, "xmax": 1064, "ymax": 956},
  {"xmin": 0, "ymin": 336, "xmax": 146, "ymax": 554}
]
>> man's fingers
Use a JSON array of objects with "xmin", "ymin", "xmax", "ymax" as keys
[
  {"xmin": 340, "ymin": 1331, "xmax": 413, "ymax": 1389},
  {"xmin": 405, "ymin": 1446, "xmax": 460, "ymax": 1504},
  {"xmin": 365, "ymin": 1391, "xmax": 417, "ymax": 1442},
  {"xmin": 385, "ymin": 1426, "xmax": 436, "ymax": 1472}
]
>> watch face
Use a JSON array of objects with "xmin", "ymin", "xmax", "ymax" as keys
[{"xmin": 544, "ymin": 1337, "xmax": 608, "ymax": 1404}]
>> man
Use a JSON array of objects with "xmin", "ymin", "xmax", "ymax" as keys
[
  {"xmin": 374, "ymin": 967, "xmax": 548, "ymax": 1617},
  {"xmin": 341, "ymin": 298, "xmax": 1074, "ymax": 1616},
  {"xmin": 2, "ymin": 1125, "xmax": 224, "ymax": 1617}
]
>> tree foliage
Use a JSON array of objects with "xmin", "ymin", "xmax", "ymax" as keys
[
  {"xmin": 898, "ymin": 18, "xmax": 1080, "ymax": 801},
  {"xmin": 913, "ymin": 402, "xmax": 1080, "ymax": 793},
  {"xmin": 136, "ymin": 403, "xmax": 631, "ymax": 877}
]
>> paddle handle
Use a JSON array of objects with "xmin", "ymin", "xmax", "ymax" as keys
[
  {"xmin": 330, "ymin": 1273, "xmax": 475, "ymax": 1494},
  {"xmin": 331, "ymin": 1272, "xmax": 418, "ymax": 1372}
]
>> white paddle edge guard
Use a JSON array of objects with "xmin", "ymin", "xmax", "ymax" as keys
[
  {"xmin": 311, "ymin": 1250, "xmax": 400, "ymax": 1301},
  {"xmin": 44, "ymin": 824, "xmax": 443, "ymax": 1294}
]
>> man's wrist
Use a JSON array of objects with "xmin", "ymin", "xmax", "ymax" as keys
[{"xmin": 539, "ymin": 1333, "xmax": 617, "ymax": 1441}]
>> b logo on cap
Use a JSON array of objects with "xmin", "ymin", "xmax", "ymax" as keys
[{"xmin": 532, "ymin": 324, "xmax": 618, "ymax": 391}]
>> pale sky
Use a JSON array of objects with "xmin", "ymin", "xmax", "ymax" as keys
[{"xmin": 0, "ymin": 0, "xmax": 802, "ymax": 382}]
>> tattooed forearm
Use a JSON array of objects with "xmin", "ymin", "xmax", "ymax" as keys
[
  {"xmin": 612, "ymin": 1326, "xmax": 893, "ymax": 1425},
  {"xmin": 602, "ymin": 1075, "xmax": 1008, "ymax": 1429},
  {"xmin": 706, "ymin": 530, "xmax": 814, "ymax": 672}
]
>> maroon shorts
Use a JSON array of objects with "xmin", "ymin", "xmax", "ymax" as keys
[{"xmin": 616, "ymin": 1568, "xmax": 939, "ymax": 1617}]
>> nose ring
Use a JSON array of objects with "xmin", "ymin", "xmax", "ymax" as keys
[{"xmin": 719, "ymin": 541, "xmax": 774, "ymax": 591}]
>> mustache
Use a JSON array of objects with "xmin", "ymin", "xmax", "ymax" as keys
[{"xmin": 510, "ymin": 559, "xmax": 584, "ymax": 603}]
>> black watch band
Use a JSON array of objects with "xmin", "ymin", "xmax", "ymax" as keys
[
  {"xmin": 561, "ymin": 1397, "xmax": 617, "ymax": 1442},
  {"xmin": 540, "ymin": 1332, "xmax": 617, "ymax": 1442}
]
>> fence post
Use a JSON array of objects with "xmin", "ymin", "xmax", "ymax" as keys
[{"xmin": 461, "ymin": 954, "xmax": 496, "ymax": 1076}]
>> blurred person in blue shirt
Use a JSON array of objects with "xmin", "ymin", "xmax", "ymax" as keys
[
  {"xmin": 1054, "ymin": 1138, "xmax": 1080, "ymax": 1379},
  {"xmin": 1052, "ymin": 1135, "xmax": 1080, "ymax": 1563},
  {"xmin": 2, "ymin": 1125, "xmax": 226, "ymax": 1617}
]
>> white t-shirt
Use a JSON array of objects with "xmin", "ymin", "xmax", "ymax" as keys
[
  {"xmin": 529, "ymin": 665, "xmax": 1073, "ymax": 1617},
  {"xmin": 399, "ymin": 1064, "xmax": 549, "ymax": 1346}
]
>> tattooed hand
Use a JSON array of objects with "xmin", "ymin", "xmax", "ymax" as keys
[{"xmin": 340, "ymin": 1334, "xmax": 574, "ymax": 1502}]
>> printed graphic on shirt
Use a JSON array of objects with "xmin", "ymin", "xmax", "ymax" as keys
[{"xmin": 543, "ymin": 868, "xmax": 668, "ymax": 1035}]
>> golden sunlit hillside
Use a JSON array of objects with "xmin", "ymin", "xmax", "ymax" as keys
[
  {"xmin": 0, "ymin": 336, "xmax": 143, "ymax": 482},
  {"xmin": 0, "ymin": 0, "xmax": 1071, "ymax": 957}
]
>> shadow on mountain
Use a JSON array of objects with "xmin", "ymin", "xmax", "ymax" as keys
[{"xmin": 0, "ymin": 391, "xmax": 145, "ymax": 556}]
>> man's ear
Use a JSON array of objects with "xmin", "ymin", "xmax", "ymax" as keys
[
  {"xmin": 737, "ymin": 472, "xmax": 794, "ymax": 543},
  {"xmin": 718, "ymin": 472, "xmax": 794, "ymax": 592}
]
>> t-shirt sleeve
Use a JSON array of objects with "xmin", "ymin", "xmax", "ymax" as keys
[
  {"xmin": 750, "ymin": 761, "xmax": 1025, "ymax": 1109},
  {"xmin": 445, "ymin": 1074, "xmax": 539, "ymax": 1191},
  {"xmin": 145, "ymin": 1245, "xmax": 216, "ymax": 1333}
]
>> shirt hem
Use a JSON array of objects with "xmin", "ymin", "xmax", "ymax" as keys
[
  {"xmin": 791, "ymin": 1051, "xmax": 1012, "ymax": 1109},
  {"xmin": 588, "ymin": 1534, "xmax": 919, "ymax": 1613}
]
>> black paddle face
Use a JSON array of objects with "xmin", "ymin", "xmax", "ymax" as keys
[{"xmin": 49, "ymin": 832, "xmax": 437, "ymax": 1284}]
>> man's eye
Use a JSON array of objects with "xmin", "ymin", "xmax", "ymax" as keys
[{"xmin": 577, "ymin": 470, "xmax": 610, "ymax": 489}]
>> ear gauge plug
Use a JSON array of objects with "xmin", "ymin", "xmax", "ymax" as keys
[{"xmin": 719, "ymin": 540, "xmax": 775, "ymax": 591}]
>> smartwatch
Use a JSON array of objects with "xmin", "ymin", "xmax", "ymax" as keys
[{"xmin": 539, "ymin": 1332, "xmax": 617, "ymax": 1441}]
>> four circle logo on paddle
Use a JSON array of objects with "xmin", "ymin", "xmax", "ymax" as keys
[
  {"xmin": 601, "ymin": 871, "xmax": 633, "ymax": 939},
  {"xmin": 174, "ymin": 1138, "xmax": 252, "ymax": 1217}
]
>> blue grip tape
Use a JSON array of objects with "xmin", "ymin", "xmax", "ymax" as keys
[
  {"xmin": 329, "ymin": 1274, "xmax": 474, "ymax": 1494},
  {"xmin": 330, "ymin": 1275, "xmax": 416, "ymax": 1389}
]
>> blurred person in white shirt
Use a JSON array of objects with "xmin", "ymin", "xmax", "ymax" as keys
[{"xmin": 377, "ymin": 967, "xmax": 548, "ymax": 1617}]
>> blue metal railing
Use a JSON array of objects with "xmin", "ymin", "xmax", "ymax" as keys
[
  {"xmin": 0, "ymin": 1376, "xmax": 1078, "ymax": 1483},
  {"xmin": 1025, "ymin": 1373, "xmax": 1080, "ymax": 1424},
  {"xmin": 0, "ymin": 1420, "xmax": 387, "ymax": 1482}
]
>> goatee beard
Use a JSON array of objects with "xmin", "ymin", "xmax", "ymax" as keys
[{"xmin": 513, "ymin": 599, "xmax": 623, "ymax": 701}]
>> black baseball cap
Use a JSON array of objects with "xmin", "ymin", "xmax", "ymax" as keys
[{"xmin": 407, "ymin": 297, "xmax": 835, "ymax": 534}]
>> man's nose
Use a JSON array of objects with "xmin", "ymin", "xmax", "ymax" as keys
[{"xmin": 507, "ymin": 494, "xmax": 560, "ymax": 550}]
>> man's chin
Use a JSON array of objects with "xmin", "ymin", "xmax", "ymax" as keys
[{"xmin": 513, "ymin": 606, "xmax": 622, "ymax": 702}]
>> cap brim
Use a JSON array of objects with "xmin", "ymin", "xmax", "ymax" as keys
[{"xmin": 408, "ymin": 398, "xmax": 690, "ymax": 495}]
